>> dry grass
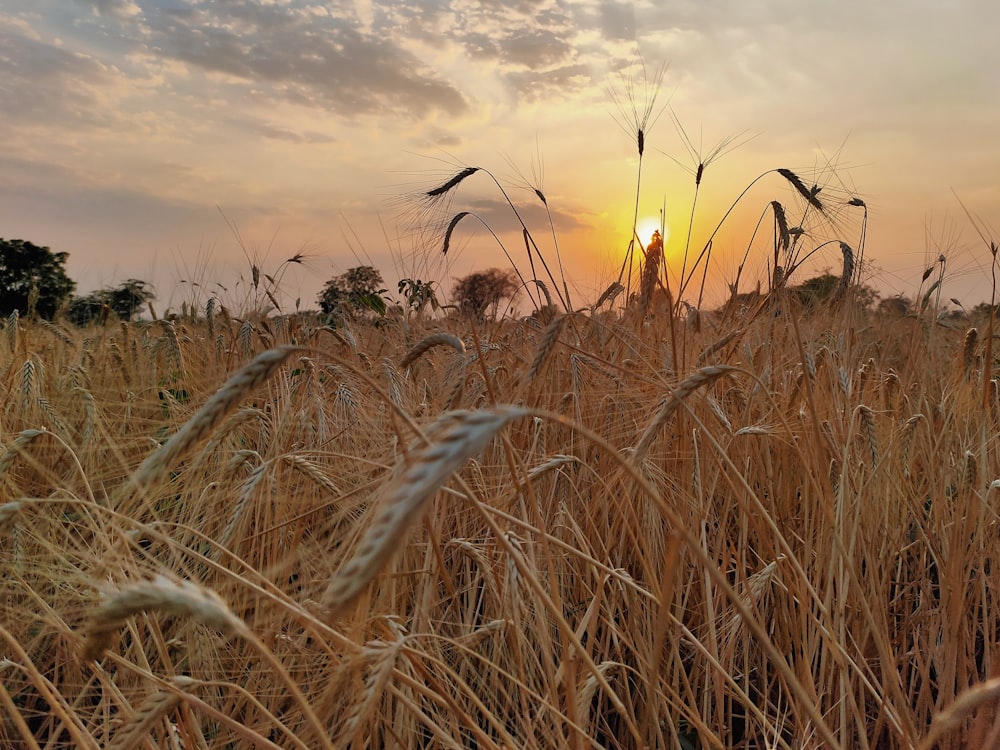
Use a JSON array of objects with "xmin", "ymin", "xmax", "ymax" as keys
[{"xmin": 0, "ymin": 287, "xmax": 998, "ymax": 749}]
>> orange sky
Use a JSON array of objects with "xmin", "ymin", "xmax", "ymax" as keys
[{"xmin": 1, "ymin": 1, "xmax": 998, "ymax": 314}]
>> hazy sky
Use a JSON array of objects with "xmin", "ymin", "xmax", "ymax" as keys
[{"xmin": 2, "ymin": 0, "xmax": 998, "ymax": 313}]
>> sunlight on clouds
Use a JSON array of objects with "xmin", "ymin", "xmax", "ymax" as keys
[{"xmin": 0, "ymin": 0, "xmax": 997, "ymax": 309}]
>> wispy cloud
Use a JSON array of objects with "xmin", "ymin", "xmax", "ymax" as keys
[{"xmin": 140, "ymin": 1, "xmax": 469, "ymax": 118}]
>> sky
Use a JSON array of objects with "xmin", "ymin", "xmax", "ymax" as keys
[{"xmin": 1, "ymin": 0, "xmax": 998, "ymax": 314}]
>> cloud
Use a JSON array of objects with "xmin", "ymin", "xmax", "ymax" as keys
[
  {"xmin": 461, "ymin": 196, "xmax": 588, "ymax": 235},
  {"xmin": 598, "ymin": 0, "xmax": 636, "ymax": 41},
  {"xmin": 74, "ymin": 0, "xmax": 141, "ymax": 18},
  {"xmin": 249, "ymin": 123, "xmax": 337, "ymax": 145},
  {"xmin": 142, "ymin": 1, "xmax": 468, "ymax": 118},
  {"xmin": 495, "ymin": 28, "xmax": 573, "ymax": 68},
  {"xmin": 504, "ymin": 63, "xmax": 592, "ymax": 100},
  {"xmin": 0, "ymin": 26, "xmax": 116, "ymax": 127}
]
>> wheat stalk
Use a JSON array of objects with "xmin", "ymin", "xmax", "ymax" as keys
[
  {"xmin": 777, "ymin": 168, "xmax": 823, "ymax": 210},
  {"xmin": 83, "ymin": 575, "xmax": 247, "ymax": 660},
  {"xmin": 836, "ymin": 242, "xmax": 854, "ymax": 298},
  {"xmin": 339, "ymin": 636, "xmax": 406, "ymax": 746},
  {"xmin": 962, "ymin": 327, "xmax": 979, "ymax": 381},
  {"xmin": 857, "ymin": 404, "xmax": 879, "ymax": 467},
  {"xmin": 131, "ymin": 347, "xmax": 301, "ymax": 489},
  {"xmin": 594, "ymin": 281, "xmax": 624, "ymax": 309},
  {"xmin": 322, "ymin": 407, "xmax": 527, "ymax": 616},
  {"xmin": 427, "ymin": 167, "xmax": 479, "ymax": 198},
  {"xmin": 916, "ymin": 677, "xmax": 1000, "ymax": 750},
  {"xmin": 771, "ymin": 200, "xmax": 790, "ymax": 253},
  {"xmin": 0, "ymin": 501, "xmax": 22, "ymax": 538},
  {"xmin": 632, "ymin": 366, "xmax": 736, "ymax": 460},
  {"xmin": 442, "ymin": 211, "xmax": 470, "ymax": 255},
  {"xmin": 524, "ymin": 314, "xmax": 567, "ymax": 386},
  {"xmin": 0, "ymin": 429, "xmax": 47, "ymax": 484},
  {"xmin": 399, "ymin": 333, "xmax": 466, "ymax": 369},
  {"xmin": 107, "ymin": 687, "xmax": 181, "ymax": 750}
]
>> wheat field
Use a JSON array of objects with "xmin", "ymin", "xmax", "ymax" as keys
[{"xmin": 1, "ymin": 287, "xmax": 998, "ymax": 750}]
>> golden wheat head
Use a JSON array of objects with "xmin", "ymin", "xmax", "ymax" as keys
[
  {"xmin": 399, "ymin": 333, "xmax": 466, "ymax": 369},
  {"xmin": 83, "ymin": 575, "xmax": 246, "ymax": 660},
  {"xmin": 632, "ymin": 365, "xmax": 737, "ymax": 460},
  {"xmin": 131, "ymin": 346, "xmax": 302, "ymax": 489},
  {"xmin": 322, "ymin": 406, "xmax": 527, "ymax": 617}
]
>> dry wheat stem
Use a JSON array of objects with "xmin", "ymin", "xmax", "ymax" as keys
[
  {"xmin": 322, "ymin": 406, "xmax": 527, "ymax": 616},
  {"xmin": 0, "ymin": 625, "xmax": 100, "ymax": 750},
  {"xmin": 524, "ymin": 406, "xmax": 846, "ymax": 748},
  {"xmin": 131, "ymin": 346, "xmax": 302, "ymax": 489}
]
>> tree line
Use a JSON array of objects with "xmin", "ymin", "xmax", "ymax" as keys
[
  {"xmin": 0, "ymin": 238, "xmax": 522, "ymax": 324},
  {"xmin": 6, "ymin": 236, "xmax": 950, "ymax": 326}
]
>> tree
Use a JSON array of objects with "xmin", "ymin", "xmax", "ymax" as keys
[
  {"xmin": 878, "ymin": 295, "xmax": 912, "ymax": 317},
  {"xmin": 452, "ymin": 268, "xmax": 519, "ymax": 320},
  {"xmin": 318, "ymin": 265, "xmax": 387, "ymax": 318},
  {"xmin": 398, "ymin": 278, "xmax": 439, "ymax": 317},
  {"xmin": 67, "ymin": 279, "xmax": 155, "ymax": 325},
  {"xmin": 789, "ymin": 272, "xmax": 877, "ymax": 312},
  {"xmin": 0, "ymin": 238, "xmax": 75, "ymax": 319}
]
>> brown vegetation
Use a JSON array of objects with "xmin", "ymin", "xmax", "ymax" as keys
[{"xmin": 1, "ymin": 292, "xmax": 999, "ymax": 749}]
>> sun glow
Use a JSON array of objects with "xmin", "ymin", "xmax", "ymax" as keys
[{"xmin": 636, "ymin": 216, "xmax": 668, "ymax": 249}]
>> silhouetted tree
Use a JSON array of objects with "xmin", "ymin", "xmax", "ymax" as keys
[
  {"xmin": 453, "ymin": 268, "xmax": 519, "ymax": 320},
  {"xmin": 67, "ymin": 279, "xmax": 155, "ymax": 325},
  {"xmin": 878, "ymin": 295, "xmax": 912, "ymax": 317},
  {"xmin": 0, "ymin": 238, "xmax": 75, "ymax": 319},
  {"xmin": 318, "ymin": 265, "xmax": 387, "ymax": 318},
  {"xmin": 791, "ymin": 273, "xmax": 877, "ymax": 312}
]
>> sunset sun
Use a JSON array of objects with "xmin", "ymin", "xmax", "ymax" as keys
[{"xmin": 636, "ymin": 215, "xmax": 668, "ymax": 249}]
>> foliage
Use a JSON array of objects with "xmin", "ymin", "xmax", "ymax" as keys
[
  {"xmin": 0, "ymin": 238, "xmax": 75, "ymax": 319},
  {"xmin": 452, "ymin": 267, "xmax": 519, "ymax": 320},
  {"xmin": 66, "ymin": 279, "xmax": 155, "ymax": 325},
  {"xmin": 878, "ymin": 295, "xmax": 912, "ymax": 316},
  {"xmin": 318, "ymin": 265, "xmax": 388, "ymax": 318},
  {"xmin": 970, "ymin": 301, "xmax": 999, "ymax": 320},
  {"xmin": 790, "ymin": 272, "xmax": 878, "ymax": 311},
  {"xmin": 398, "ymin": 278, "xmax": 439, "ymax": 316}
]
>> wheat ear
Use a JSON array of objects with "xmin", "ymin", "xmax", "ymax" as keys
[
  {"xmin": 107, "ymin": 688, "xmax": 181, "ymax": 750},
  {"xmin": 83, "ymin": 575, "xmax": 247, "ymax": 660},
  {"xmin": 442, "ymin": 211, "xmax": 470, "ymax": 255},
  {"xmin": 322, "ymin": 407, "xmax": 527, "ymax": 616},
  {"xmin": 962, "ymin": 327, "xmax": 979, "ymax": 381},
  {"xmin": 0, "ymin": 429, "xmax": 48, "ymax": 484},
  {"xmin": 0, "ymin": 501, "xmax": 22, "ymax": 537},
  {"xmin": 524, "ymin": 314, "xmax": 567, "ymax": 385},
  {"xmin": 427, "ymin": 167, "xmax": 479, "ymax": 197},
  {"xmin": 856, "ymin": 405, "xmax": 879, "ymax": 466},
  {"xmin": 917, "ymin": 677, "xmax": 1000, "ymax": 750},
  {"xmin": 594, "ymin": 281, "xmax": 624, "ymax": 309},
  {"xmin": 131, "ymin": 347, "xmax": 301, "ymax": 489},
  {"xmin": 771, "ymin": 200, "xmax": 790, "ymax": 252},
  {"xmin": 777, "ymin": 168, "xmax": 823, "ymax": 210},
  {"xmin": 399, "ymin": 333, "xmax": 466, "ymax": 369},
  {"xmin": 632, "ymin": 366, "xmax": 736, "ymax": 460}
]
